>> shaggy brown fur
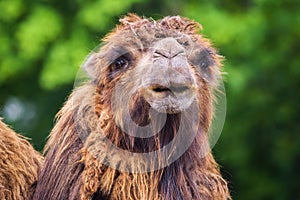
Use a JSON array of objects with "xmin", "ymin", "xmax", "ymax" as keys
[
  {"xmin": 0, "ymin": 119, "xmax": 43, "ymax": 200},
  {"xmin": 33, "ymin": 14, "xmax": 231, "ymax": 200}
]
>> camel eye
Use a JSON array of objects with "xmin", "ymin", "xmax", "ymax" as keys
[{"xmin": 112, "ymin": 56, "xmax": 129, "ymax": 71}]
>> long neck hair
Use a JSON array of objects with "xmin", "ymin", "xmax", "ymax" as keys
[
  {"xmin": 76, "ymin": 74, "xmax": 229, "ymax": 199},
  {"xmin": 32, "ymin": 80, "xmax": 229, "ymax": 200}
]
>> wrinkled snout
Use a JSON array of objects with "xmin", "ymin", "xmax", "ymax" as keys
[{"xmin": 140, "ymin": 37, "xmax": 196, "ymax": 113}]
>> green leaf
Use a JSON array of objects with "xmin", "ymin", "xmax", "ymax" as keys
[
  {"xmin": 0, "ymin": 0, "xmax": 24, "ymax": 22},
  {"xmin": 15, "ymin": 6, "xmax": 62, "ymax": 60},
  {"xmin": 40, "ymin": 28, "xmax": 90, "ymax": 90}
]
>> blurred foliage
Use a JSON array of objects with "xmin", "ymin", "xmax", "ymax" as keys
[{"xmin": 0, "ymin": 0, "xmax": 299, "ymax": 199}]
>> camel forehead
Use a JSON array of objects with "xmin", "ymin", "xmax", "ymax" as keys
[
  {"xmin": 104, "ymin": 15, "xmax": 204, "ymax": 51},
  {"xmin": 107, "ymin": 28, "xmax": 194, "ymax": 52}
]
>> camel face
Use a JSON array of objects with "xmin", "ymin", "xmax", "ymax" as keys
[{"xmin": 86, "ymin": 22, "xmax": 220, "ymax": 119}]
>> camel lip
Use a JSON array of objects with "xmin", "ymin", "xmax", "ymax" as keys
[{"xmin": 140, "ymin": 84, "xmax": 196, "ymax": 114}]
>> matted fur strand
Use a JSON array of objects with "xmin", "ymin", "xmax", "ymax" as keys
[{"xmin": 0, "ymin": 119, "xmax": 43, "ymax": 200}]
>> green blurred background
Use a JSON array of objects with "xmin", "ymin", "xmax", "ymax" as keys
[{"xmin": 0, "ymin": 0, "xmax": 299, "ymax": 199}]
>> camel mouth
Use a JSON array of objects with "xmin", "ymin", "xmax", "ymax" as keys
[
  {"xmin": 142, "ymin": 83, "xmax": 196, "ymax": 114},
  {"xmin": 151, "ymin": 84, "xmax": 190, "ymax": 94}
]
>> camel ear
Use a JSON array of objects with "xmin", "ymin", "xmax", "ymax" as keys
[{"xmin": 82, "ymin": 53, "xmax": 99, "ymax": 79}]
